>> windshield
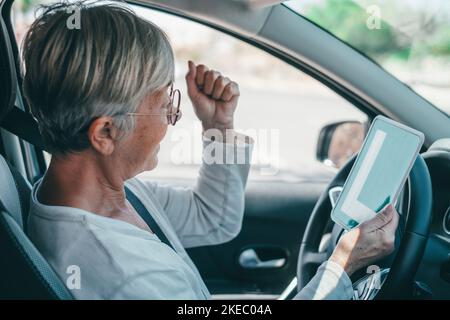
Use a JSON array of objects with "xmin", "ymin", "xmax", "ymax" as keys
[{"xmin": 285, "ymin": 0, "xmax": 450, "ymax": 116}]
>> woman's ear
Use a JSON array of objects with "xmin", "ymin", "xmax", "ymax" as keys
[{"xmin": 87, "ymin": 116, "xmax": 119, "ymax": 155}]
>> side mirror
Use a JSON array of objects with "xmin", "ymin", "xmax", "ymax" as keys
[{"xmin": 316, "ymin": 120, "xmax": 367, "ymax": 169}]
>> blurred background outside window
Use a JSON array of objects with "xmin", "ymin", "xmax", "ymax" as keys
[{"xmin": 20, "ymin": 1, "xmax": 450, "ymax": 181}]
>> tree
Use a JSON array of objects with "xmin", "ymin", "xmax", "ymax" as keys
[{"xmin": 305, "ymin": 0, "xmax": 410, "ymax": 61}]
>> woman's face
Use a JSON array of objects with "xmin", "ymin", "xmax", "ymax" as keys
[{"xmin": 118, "ymin": 86, "xmax": 172, "ymax": 176}]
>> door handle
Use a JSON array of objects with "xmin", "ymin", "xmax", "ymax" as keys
[{"xmin": 239, "ymin": 248, "xmax": 286, "ymax": 269}]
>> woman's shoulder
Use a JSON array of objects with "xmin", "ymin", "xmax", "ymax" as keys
[{"xmin": 28, "ymin": 201, "xmax": 190, "ymax": 299}]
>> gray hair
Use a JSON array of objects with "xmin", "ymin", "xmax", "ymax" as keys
[{"xmin": 22, "ymin": 0, "xmax": 175, "ymax": 154}]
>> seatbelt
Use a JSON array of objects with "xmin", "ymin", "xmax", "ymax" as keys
[
  {"xmin": 0, "ymin": 107, "xmax": 46, "ymax": 151},
  {"xmin": 124, "ymin": 186, "xmax": 176, "ymax": 251},
  {"xmin": 125, "ymin": 186, "xmax": 210, "ymax": 299}
]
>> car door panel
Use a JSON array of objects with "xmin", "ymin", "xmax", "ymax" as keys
[{"xmin": 186, "ymin": 179, "xmax": 329, "ymax": 295}]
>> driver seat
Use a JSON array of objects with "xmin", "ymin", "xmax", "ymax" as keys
[{"xmin": 0, "ymin": 154, "xmax": 72, "ymax": 299}]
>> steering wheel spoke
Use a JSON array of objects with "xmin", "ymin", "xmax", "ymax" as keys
[{"xmin": 303, "ymin": 251, "xmax": 328, "ymax": 265}]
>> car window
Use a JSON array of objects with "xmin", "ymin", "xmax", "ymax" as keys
[
  {"xmin": 137, "ymin": 6, "xmax": 369, "ymax": 181},
  {"xmin": 285, "ymin": 0, "xmax": 450, "ymax": 117},
  {"xmin": 12, "ymin": 1, "xmax": 368, "ymax": 181}
]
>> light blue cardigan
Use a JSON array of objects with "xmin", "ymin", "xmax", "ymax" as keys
[{"xmin": 28, "ymin": 138, "xmax": 352, "ymax": 299}]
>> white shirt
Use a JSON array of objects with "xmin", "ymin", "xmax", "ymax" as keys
[{"xmin": 28, "ymin": 138, "xmax": 353, "ymax": 300}]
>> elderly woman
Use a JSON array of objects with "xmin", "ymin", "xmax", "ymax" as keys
[{"xmin": 24, "ymin": 2, "xmax": 398, "ymax": 300}]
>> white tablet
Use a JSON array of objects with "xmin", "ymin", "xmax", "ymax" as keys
[{"xmin": 331, "ymin": 116, "xmax": 424, "ymax": 230}]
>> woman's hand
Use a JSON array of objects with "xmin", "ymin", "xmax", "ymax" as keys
[
  {"xmin": 329, "ymin": 204, "xmax": 400, "ymax": 276},
  {"xmin": 185, "ymin": 61, "xmax": 240, "ymax": 133}
]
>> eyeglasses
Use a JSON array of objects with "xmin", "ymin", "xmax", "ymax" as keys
[{"xmin": 127, "ymin": 85, "xmax": 181, "ymax": 126}]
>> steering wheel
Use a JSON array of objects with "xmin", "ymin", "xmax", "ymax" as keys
[{"xmin": 297, "ymin": 155, "xmax": 433, "ymax": 299}]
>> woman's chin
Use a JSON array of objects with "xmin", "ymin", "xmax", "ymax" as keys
[
  {"xmin": 134, "ymin": 148, "xmax": 160, "ymax": 174},
  {"xmin": 145, "ymin": 155, "xmax": 158, "ymax": 171}
]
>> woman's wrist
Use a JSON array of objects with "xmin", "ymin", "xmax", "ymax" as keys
[
  {"xmin": 202, "ymin": 121, "xmax": 233, "ymax": 131},
  {"xmin": 329, "ymin": 251, "xmax": 355, "ymax": 277},
  {"xmin": 202, "ymin": 121, "xmax": 234, "ymax": 142}
]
